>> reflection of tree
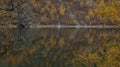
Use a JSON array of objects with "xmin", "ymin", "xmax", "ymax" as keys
[
  {"xmin": 0, "ymin": 28, "xmax": 13, "ymax": 56},
  {"xmin": 28, "ymin": 28, "xmax": 120, "ymax": 67},
  {"xmin": 0, "ymin": 28, "xmax": 120, "ymax": 67}
]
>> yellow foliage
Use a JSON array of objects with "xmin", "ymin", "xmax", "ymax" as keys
[
  {"xmin": 88, "ymin": 54, "xmax": 101, "ymax": 63},
  {"xmin": 80, "ymin": 2, "xmax": 84, "ymax": 7},
  {"xmin": 0, "ymin": 11, "xmax": 7, "ymax": 16},
  {"xmin": 31, "ymin": 0, "xmax": 38, "ymax": 7},
  {"xmin": 59, "ymin": 4, "xmax": 65, "ymax": 16},
  {"xmin": 59, "ymin": 37, "xmax": 65, "ymax": 48},
  {"xmin": 89, "ymin": 0, "xmax": 120, "ymax": 24},
  {"xmin": 50, "ymin": 5, "xmax": 57, "ymax": 16},
  {"xmin": 40, "ymin": 8, "xmax": 45, "ymax": 13}
]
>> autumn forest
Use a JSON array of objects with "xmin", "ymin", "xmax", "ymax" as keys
[
  {"xmin": 0, "ymin": 0, "xmax": 120, "ymax": 26},
  {"xmin": 0, "ymin": 0, "xmax": 120, "ymax": 67}
]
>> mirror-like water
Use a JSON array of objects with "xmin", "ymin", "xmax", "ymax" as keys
[{"xmin": 0, "ymin": 28, "xmax": 120, "ymax": 67}]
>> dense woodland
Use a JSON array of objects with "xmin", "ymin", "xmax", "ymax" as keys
[
  {"xmin": 0, "ymin": 0, "xmax": 120, "ymax": 67},
  {"xmin": 0, "ymin": 0, "xmax": 120, "ymax": 26}
]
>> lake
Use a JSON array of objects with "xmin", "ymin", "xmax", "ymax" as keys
[{"xmin": 0, "ymin": 28, "xmax": 120, "ymax": 67}]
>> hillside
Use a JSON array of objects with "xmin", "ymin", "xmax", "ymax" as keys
[{"xmin": 0, "ymin": 0, "xmax": 120, "ymax": 26}]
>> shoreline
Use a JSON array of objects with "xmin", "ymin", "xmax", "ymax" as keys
[{"xmin": 0, "ymin": 25, "xmax": 120, "ymax": 28}]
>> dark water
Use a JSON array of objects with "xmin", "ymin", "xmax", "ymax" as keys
[{"xmin": 0, "ymin": 28, "xmax": 120, "ymax": 67}]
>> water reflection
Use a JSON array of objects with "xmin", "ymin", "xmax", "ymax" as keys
[{"xmin": 0, "ymin": 28, "xmax": 120, "ymax": 67}]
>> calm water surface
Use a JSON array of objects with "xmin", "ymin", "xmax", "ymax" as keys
[{"xmin": 0, "ymin": 28, "xmax": 120, "ymax": 67}]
